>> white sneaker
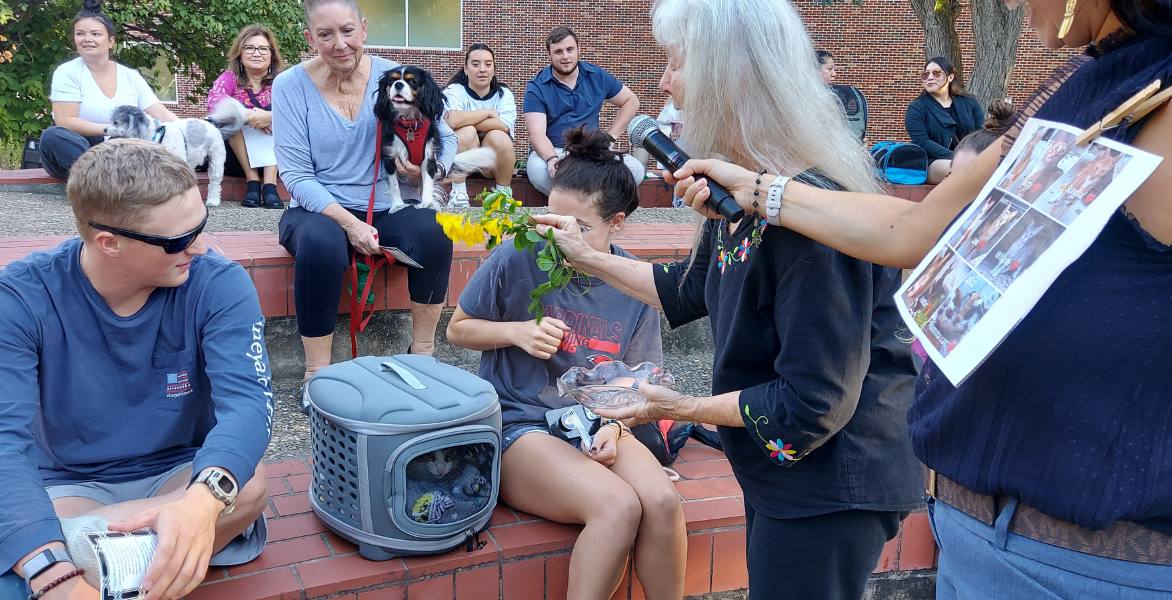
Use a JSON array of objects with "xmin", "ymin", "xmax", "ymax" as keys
[{"xmin": 448, "ymin": 188, "xmax": 471, "ymax": 208}]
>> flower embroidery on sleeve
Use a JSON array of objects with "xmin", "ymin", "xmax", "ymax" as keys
[
  {"xmin": 745, "ymin": 405, "xmax": 801, "ymax": 464},
  {"xmin": 765, "ymin": 439, "xmax": 797, "ymax": 461}
]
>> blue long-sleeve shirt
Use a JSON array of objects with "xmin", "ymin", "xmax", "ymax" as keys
[
  {"xmin": 0, "ymin": 240, "xmax": 274, "ymax": 573},
  {"xmin": 273, "ymin": 56, "xmax": 457, "ymax": 213}
]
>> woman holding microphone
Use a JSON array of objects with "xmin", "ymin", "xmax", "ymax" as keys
[
  {"xmin": 553, "ymin": 0, "xmax": 1172, "ymax": 596},
  {"xmin": 536, "ymin": 1, "xmax": 923, "ymax": 598}
]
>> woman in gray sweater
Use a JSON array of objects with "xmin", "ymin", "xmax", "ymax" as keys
[{"xmin": 273, "ymin": 0, "xmax": 457, "ymax": 387}]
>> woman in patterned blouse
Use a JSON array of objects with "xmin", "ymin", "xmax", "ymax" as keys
[{"xmin": 207, "ymin": 24, "xmax": 286, "ymax": 208}]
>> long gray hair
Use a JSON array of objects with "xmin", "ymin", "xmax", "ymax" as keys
[{"xmin": 652, "ymin": 0, "xmax": 881, "ymax": 195}]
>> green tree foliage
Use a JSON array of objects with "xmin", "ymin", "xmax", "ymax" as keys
[{"xmin": 0, "ymin": 0, "xmax": 306, "ymax": 140}]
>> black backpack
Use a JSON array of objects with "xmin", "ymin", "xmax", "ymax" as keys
[
  {"xmin": 631, "ymin": 420, "xmax": 723, "ymax": 466},
  {"xmin": 831, "ymin": 85, "xmax": 869, "ymax": 142}
]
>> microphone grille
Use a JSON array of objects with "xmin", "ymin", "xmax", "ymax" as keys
[{"xmin": 627, "ymin": 115, "xmax": 659, "ymax": 146}]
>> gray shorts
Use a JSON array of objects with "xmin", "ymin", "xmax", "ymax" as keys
[
  {"xmin": 46, "ymin": 461, "xmax": 192, "ymax": 506},
  {"xmin": 45, "ymin": 461, "xmax": 267, "ymax": 566}
]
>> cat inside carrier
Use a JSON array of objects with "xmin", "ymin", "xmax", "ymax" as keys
[{"xmin": 305, "ymin": 355, "xmax": 501, "ymax": 561}]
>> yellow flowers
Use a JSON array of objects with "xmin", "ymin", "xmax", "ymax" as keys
[
  {"xmin": 435, "ymin": 189, "xmax": 523, "ymax": 249},
  {"xmin": 435, "ymin": 212, "xmax": 485, "ymax": 247}
]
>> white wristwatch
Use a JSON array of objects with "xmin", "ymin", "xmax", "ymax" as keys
[
  {"xmin": 192, "ymin": 468, "xmax": 239, "ymax": 516},
  {"xmin": 765, "ymin": 175, "xmax": 792, "ymax": 226}
]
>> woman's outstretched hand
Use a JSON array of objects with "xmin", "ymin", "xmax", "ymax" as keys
[
  {"xmin": 663, "ymin": 159, "xmax": 773, "ymax": 221},
  {"xmin": 594, "ymin": 383, "xmax": 695, "ymax": 427},
  {"xmin": 530, "ymin": 213, "xmax": 596, "ymax": 267}
]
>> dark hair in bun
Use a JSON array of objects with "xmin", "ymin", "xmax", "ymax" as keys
[
  {"xmin": 955, "ymin": 99, "xmax": 1019, "ymax": 157},
  {"xmin": 74, "ymin": 0, "xmax": 115, "ymax": 37},
  {"xmin": 552, "ymin": 125, "xmax": 639, "ymax": 220}
]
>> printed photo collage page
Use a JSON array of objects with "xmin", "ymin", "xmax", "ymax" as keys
[{"xmin": 901, "ymin": 125, "xmax": 1133, "ymax": 358}]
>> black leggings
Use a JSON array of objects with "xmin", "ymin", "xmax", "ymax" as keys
[
  {"xmin": 744, "ymin": 500, "xmax": 903, "ymax": 600},
  {"xmin": 278, "ymin": 205, "xmax": 453, "ymax": 337}
]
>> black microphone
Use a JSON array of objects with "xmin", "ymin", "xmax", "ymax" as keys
[{"xmin": 627, "ymin": 115, "xmax": 745, "ymax": 222}]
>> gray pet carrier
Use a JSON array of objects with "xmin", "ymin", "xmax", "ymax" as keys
[{"xmin": 305, "ymin": 355, "xmax": 501, "ymax": 561}]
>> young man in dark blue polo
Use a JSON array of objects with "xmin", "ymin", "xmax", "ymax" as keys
[{"xmin": 524, "ymin": 26, "xmax": 645, "ymax": 195}]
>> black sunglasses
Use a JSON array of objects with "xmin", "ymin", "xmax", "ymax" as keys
[{"xmin": 88, "ymin": 209, "xmax": 209, "ymax": 254}]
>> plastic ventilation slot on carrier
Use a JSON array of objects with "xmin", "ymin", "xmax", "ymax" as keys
[{"xmin": 311, "ymin": 411, "xmax": 361, "ymax": 525}]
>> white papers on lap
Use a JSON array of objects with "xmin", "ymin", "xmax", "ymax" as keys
[
  {"xmin": 85, "ymin": 530, "xmax": 158, "ymax": 600},
  {"xmin": 896, "ymin": 118, "xmax": 1162, "ymax": 385},
  {"xmin": 241, "ymin": 125, "xmax": 277, "ymax": 168}
]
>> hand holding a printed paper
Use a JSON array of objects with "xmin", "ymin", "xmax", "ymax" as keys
[{"xmin": 107, "ymin": 484, "xmax": 222, "ymax": 600}]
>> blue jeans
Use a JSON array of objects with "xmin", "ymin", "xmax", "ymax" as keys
[
  {"xmin": 930, "ymin": 498, "xmax": 1172, "ymax": 599},
  {"xmin": 38, "ymin": 127, "xmax": 103, "ymax": 180},
  {"xmin": 0, "ymin": 570, "xmax": 29, "ymax": 600}
]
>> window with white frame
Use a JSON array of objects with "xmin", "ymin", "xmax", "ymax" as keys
[{"xmin": 358, "ymin": 0, "xmax": 461, "ymax": 49}]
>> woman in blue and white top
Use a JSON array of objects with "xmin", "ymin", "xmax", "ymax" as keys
[
  {"xmin": 442, "ymin": 44, "xmax": 517, "ymax": 207},
  {"xmin": 41, "ymin": 0, "xmax": 179, "ymax": 180}
]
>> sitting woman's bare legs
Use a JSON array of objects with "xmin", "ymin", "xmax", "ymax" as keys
[
  {"xmin": 501, "ymin": 433, "xmax": 686, "ymax": 600},
  {"xmin": 481, "ymin": 129, "xmax": 516, "ymax": 188},
  {"xmin": 409, "ymin": 301, "xmax": 442, "ymax": 355},
  {"xmin": 927, "ymin": 158, "xmax": 952, "ymax": 184},
  {"xmin": 607, "ymin": 434, "xmax": 686, "ymax": 600}
]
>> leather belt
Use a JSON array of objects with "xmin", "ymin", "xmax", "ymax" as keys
[{"xmin": 925, "ymin": 466, "xmax": 1172, "ymax": 564}]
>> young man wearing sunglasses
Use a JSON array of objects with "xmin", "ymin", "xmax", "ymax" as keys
[{"xmin": 0, "ymin": 139, "xmax": 272, "ymax": 600}]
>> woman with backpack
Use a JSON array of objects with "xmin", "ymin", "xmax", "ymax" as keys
[{"xmin": 905, "ymin": 56, "xmax": 985, "ymax": 184}]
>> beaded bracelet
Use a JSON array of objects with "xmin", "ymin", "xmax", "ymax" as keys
[
  {"xmin": 28, "ymin": 568, "xmax": 84, "ymax": 600},
  {"xmin": 752, "ymin": 169, "xmax": 767, "ymax": 210}
]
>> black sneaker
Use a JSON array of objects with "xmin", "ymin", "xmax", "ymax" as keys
[
  {"xmin": 262, "ymin": 183, "xmax": 284, "ymax": 210},
  {"xmin": 241, "ymin": 180, "xmax": 263, "ymax": 208}
]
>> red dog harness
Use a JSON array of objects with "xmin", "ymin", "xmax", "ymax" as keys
[
  {"xmin": 348, "ymin": 126, "xmax": 398, "ymax": 358},
  {"xmin": 393, "ymin": 117, "xmax": 431, "ymax": 166}
]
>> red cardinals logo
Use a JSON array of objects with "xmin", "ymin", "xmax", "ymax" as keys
[{"xmin": 587, "ymin": 355, "xmax": 613, "ymax": 366}]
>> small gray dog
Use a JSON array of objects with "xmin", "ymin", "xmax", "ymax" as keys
[{"xmin": 106, "ymin": 99, "xmax": 247, "ymax": 206}]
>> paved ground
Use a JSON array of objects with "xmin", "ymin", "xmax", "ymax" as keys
[{"xmin": 0, "ymin": 190, "xmax": 697, "ymax": 237}]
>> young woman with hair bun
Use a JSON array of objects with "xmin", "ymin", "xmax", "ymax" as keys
[{"xmin": 447, "ymin": 125, "xmax": 687, "ymax": 600}]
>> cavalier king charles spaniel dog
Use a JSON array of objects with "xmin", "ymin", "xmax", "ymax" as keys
[{"xmin": 374, "ymin": 65, "xmax": 496, "ymax": 212}]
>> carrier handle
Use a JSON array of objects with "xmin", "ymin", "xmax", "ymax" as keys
[{"xmin": 381, "ymin": 361, "xmax": 427, "ymax": 390}]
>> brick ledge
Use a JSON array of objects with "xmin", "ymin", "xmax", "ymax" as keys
[{"xmin": 191, "ymin": 441, "xmax": 936, "ymax": 600}]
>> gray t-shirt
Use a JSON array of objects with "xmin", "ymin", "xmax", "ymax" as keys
[{"xmin": 459, "ymin": 243, "xmax": 663, "ymax": 436}]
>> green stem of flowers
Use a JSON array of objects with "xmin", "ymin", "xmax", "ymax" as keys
[{"xmin": 468, "ymin": 189, "xmax": 590, "ymax": 323}]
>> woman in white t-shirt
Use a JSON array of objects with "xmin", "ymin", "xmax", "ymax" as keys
[
  {"xmin": 442, "ymin": 44, "xmax": 517, "ymax": 207},
  {"xmin": 40, "ymin": 0, "xmax": 178, "ymax": 179}
]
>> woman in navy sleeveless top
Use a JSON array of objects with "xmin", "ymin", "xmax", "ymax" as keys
[{"xmin": 661, "ymin": 0, "xmax": 1172, "ymax": 596}]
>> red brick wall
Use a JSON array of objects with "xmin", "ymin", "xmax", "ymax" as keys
[{"xmin": 176, "ymin": 0, "xmax": 1078, "ymax": 149}]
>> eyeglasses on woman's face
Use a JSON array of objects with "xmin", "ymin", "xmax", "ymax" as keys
[
  {"xmin": 579, "ymin": 213, "xmax": 617, "ymax": 233},
  {"xmin": 921, "ymin": 68, "xmax": 945, "ymax": 80},
  {"xmin": 243, "ymin": 45, "xmax": 272, "ymax": 55}
]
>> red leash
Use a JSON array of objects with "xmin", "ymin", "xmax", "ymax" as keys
[{"xmin": 348, "ymin": 125, "xmax": 397, "ymax": 358}]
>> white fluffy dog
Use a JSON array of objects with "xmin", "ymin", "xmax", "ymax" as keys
[{"xmin": 106, "ymin": 99, "xmax": 247, "ymax": 206}]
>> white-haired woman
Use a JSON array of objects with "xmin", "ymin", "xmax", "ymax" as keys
[
  {"xmin": 273, "ymin": 0, "xmax": 457, "ymax": 388},
  {"xmin": 661, "ymin": 0, "xmax": 1172, "ymax": 597},
  {"xmin": 534, "ymin": 1, "xmax": 922, "ymax": 598}
]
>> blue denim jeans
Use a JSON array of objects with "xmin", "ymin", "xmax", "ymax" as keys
[
  {"xmin": 0, "ymin": 569, "xmax": 29, "ymax": 600},
  {"xmin": 929, "ymin": 498, "xmax": 1172, "ymax": 599}
]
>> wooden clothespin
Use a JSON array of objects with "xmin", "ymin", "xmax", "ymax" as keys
[{"xmin": 1077, "ymin": 80, "xmax": 1171, "ymax": 145}]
